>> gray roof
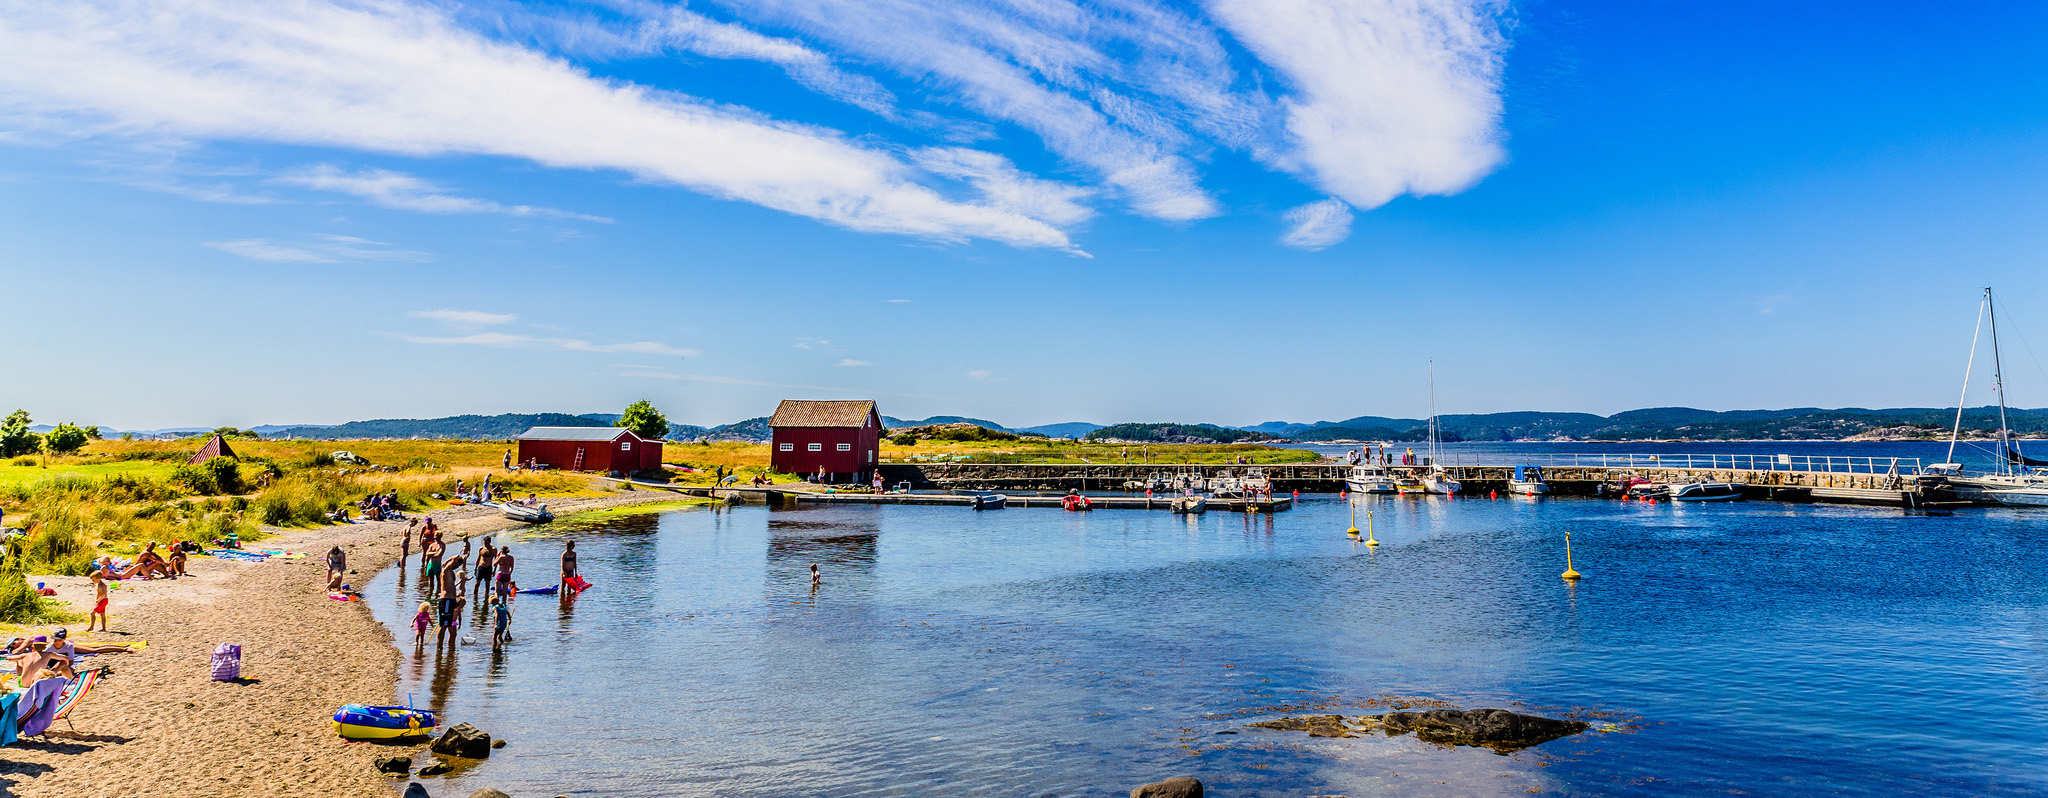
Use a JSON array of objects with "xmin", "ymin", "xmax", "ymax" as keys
[{"xmin": 516, "ymin": 426, "xmax": 637, "ymax": 441}]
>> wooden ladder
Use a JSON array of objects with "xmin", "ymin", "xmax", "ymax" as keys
[{"xmin": 572, "ymin": 447, "xmax": 585, "ymax": 471}]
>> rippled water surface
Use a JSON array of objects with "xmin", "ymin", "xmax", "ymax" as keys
[{"xmin": 367, "ymin": 494, "xmax": 2048, "ymax": 797}]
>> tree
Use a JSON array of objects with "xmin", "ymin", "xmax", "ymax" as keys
[
  {"xmin": 44, "ymin": 423, "xmax": 90, "ymax": 454},
  {"xmin": 0, "ymin": 410, "xmax": 40, "ymax": 458},
  {"xmin": 616, "ymin": 400, "xmax": 670, "ymax": 441}
]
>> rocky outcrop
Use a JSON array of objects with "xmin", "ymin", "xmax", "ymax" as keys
[
  {"xmin": 1250, "ymin": 708, "xmax": 1588, "ymax": 752},
  {"xmin": 1130, "ymin": 776, "xmax": 1203, "ymax": 798},
  {"xmin": 431, "ymin": 723, "xmax": 493, "ymax": 759}
]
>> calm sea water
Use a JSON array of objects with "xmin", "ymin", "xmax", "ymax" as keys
[{"xmin": 367, "ymin": 454, "xmax": 2048, "ymax": 797}]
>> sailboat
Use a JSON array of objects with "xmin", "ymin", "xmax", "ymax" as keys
[
  {"xmin": 1931, "ymin": 288, "xmax": 2048, "ymax": 504},
  {"xmin": 1422, "ymin": 361, "xmax": 1461, "ymax": 495}
]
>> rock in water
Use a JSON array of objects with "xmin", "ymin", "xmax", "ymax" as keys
[
  {"xmin": 418, "ymin": 761, "xmax": 453, "ymax": 776},
  {"xmin": 1130, "ymin": 776, "xmax": 1203, "ymax": 798},
  {"xmin": 373, "ymin": 756, "xmax": 413, "ymax": 775},
  {"xmin": 1247, "ymin": 714, "xmax": 1363, "ymax": 738},
  {"xmin": 490, "ymin": 738, "xmax": 508, "ymax": 749},
  {"xmin": 402, "ymin": 783, "xmax": 431, "ymax": 798},
  {"xmin": 1378, "ymin": 708, "xmax": 1589, "ymax": 752},
  {"xmin": 467, "ymin": 790, "xmax": 512, "ymax": 798},
  {"xmin": 431, "ymin": 723, "xmax": 494, "ymax": 759}
]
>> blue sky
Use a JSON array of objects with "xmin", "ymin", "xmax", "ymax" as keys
[{"xmin": 3, "ymin": 0, "xmax": 2046, "ymax": 430}]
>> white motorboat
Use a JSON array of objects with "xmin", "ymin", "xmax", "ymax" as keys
[
  {"xmin": 500, "ymin": 502, "xmax": 554, "ymax": 523},
  {"xmin": 1507, "ymin": 466, "xmax": 1551, "ymax": 495},
  {"xmin": 1240, "ymin": 468, "xmax": 1272, "ymax": 496},
  {"xmin": 1170, "ymin": 494, "xmax": 1208, "ymax": 514},
  {"xmin": 1986, "ymin": 488, "xmax": 2048, "ymax": 507},
  {"xmin": 1423, "ymin": 465, "xmax": 1461, "ymax": 495},
  {"xmin": 1345, "ymin": 465, "xmax": 1397, "ymax": 494},
  {"xmin": 1668, "ymin": 482, "xmax": 1744, "ymax": 502}
]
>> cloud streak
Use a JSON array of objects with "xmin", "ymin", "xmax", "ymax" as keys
[
  {"xmin": 0, "ymin": 0, "xmax": 1083, "ymax": 251},
  {"xmin": 402, "ymin": 331, "xmax": 696, "ymax": 356},
  {"xmin": 1279, "ymin": 198, "xmax": 1354, "ymax": 250},
  {"xmin": 408, "ymin": 309, "xmax": 516, "ymax": 326},
  {"xmin": 281, "ymin": 164, "xmax": 610, "ymax": 222},
  {"xmin": 206, "ymin": 234, "xmax": 430, "ymax": 263}
]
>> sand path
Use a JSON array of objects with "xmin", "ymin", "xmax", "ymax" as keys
[{"xmin": 0, "ymin": 489, "xmax": 680, "ymax": 798}]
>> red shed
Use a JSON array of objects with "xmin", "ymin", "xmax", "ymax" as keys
[
  {"xmin": 515, "ymin": 427, "xmax": 663, "ymax": 474},
  {"xmin": 769, "ymin": 400, "xmax": 881, "ymax": 483}
]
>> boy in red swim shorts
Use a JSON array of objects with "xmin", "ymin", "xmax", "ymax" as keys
[{"xmin": 89, "ymin": 566, "xmax": 110, "ymax": 632}]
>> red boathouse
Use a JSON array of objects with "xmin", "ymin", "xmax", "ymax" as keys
[
  {"xmin": 515, "ymin": 427, "xmax": 663, "ymax": 474},
  {"xmin": 769, "ymin": 400, "xmax": 881, "ymax": 483}
]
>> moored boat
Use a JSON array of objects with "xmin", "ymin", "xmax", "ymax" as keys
[
  {"xmin": 1507, "ymin": 466, "xmax": 1551, "ymax": 495},
  {"xmin": 1061, "ymin": 494, "xmax": 1093, "ymax": 511},
  {"xmin": 1668, "ymin": 482, "xmax": 1745, "ymax": 501},
  {"xmin": 1986, "ymin": 487, "xmax": 2048, "ymax": 507},
  {"xmin": 1424, "ymin": 465, "xmax": 1461, "ymax": 495},
  {"xmin": 333, "ymin": 704, "xmax": 437, "ymax": 740},
  {"xmin": 500, "ymin": 502, "xmax": 553, "ymax": 523},
  {"xmin": 1345, "ymin": 465, "xmax": 1397, "ymax": 494},
  {"xmin": 1170, "ymin": 494, "xmax": 1207, "ymax": 514},
  {"xmin": 971, "ymin": 493, "xmax": 1007, "ymax": 510},
  {"xmin": 1394, "ymin": 476, "xmax": 1429, "ymax": 495}
]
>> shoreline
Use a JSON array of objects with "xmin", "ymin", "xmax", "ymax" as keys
[{"xmin": 0, "ymin": 489, "xmax": 685, "ymax": 798}]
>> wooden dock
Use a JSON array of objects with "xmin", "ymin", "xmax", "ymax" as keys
[{"xmin": 608, "ymin": 480, "xmax": 1290, "ymax": 512}]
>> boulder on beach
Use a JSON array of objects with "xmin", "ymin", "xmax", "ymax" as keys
[
  {"xmin": 467, "ymin": 790, "xmax": 512, "ymax": 798},
  {"xmin": 1249, "ymin": 708, "xmax": 1588, "ymax": 752},
  {"xmin": 373, "ymin": 756, "xmax": 412, "ymax": 775},
  {"xmin": 431, "ymin": 723, "xmax": 493, "ymax": 759},
  {"xmin": 402, "ymin": 783, "xmax": 431, "ymax": 798},
  {"xmin": 1131, "ymin": 776, "xmax": 1203, "ymax": 798},
  {"xmin": 418, "ymin": 761, "xmax": 453, "ymax": 776}
]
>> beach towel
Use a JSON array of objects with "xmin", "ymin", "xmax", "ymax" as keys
[
  {"xmin": 0, "ymin": 692, "xmax": 18, "ymax": 746},
  {"xmin": 210, "ymin": 643, "xmax": 241, "ymax": 681},
  {"xmin": 16, "ymin": 677, "xmax": 66, "ymax": 736}
]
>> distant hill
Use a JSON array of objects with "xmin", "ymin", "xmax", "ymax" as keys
[
  {"xmin": 273, "ymin": 413, "xmax": 616, "ymax": 440},
  {"xmin": 1017, "ymin": 422, "xmax": 1104, "ymax": 438},
  {"xmin": 884, "ymin": 415, "xmax": 1010, "ymax": 431},
  {"xmin": 1084, "ymin": 423, "xmax": 1279, "ymax": 444}
]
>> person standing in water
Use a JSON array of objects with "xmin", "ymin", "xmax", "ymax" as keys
[
  {"xmin": 474, "ymin": 536, "xmax": 496, "ymax": 595},
  {"xmin": 560, "ymin": 540, "xmax": 577, "ymax": 590},
  {"xmin": 401, "ymin": 518, "xmax": 415, "ymax": 562},
  {"xmin": 493, "ymin": 546, "xmax": 515, "ymax": 598},
  {"xmin": 810, "ymin": 562, "xmax": 821, "ymax": 590}
]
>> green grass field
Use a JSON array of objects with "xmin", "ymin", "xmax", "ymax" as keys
[{"xmin": 0, "ymin": 459, "xmax": 181, "ymax": 489}]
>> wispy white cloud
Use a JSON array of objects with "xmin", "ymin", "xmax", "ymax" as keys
[
  {"xmin": 0, "ymin": 0, "xmax": 1083, "ymax": 251},
  {"xmin": 403, "ymin": 332, "xmax": 696, "ymax": 356},
  {"xmin": 967, "ymin": 369, "xmax": 995, "ymax": 380},
  {"xmin": 408, "ymin": 309, "xmax": 515, "ymax": 326},
  {"xmin": 206, "ymin": 234, "xmax": 430, "ymax": 263},
  {"xmin": 885, "ymin": 299, "xmax": 911, "ymax": 303},
  {"xmin": 1204, "ymin": 0, "xmax": 1508, "ymax": 208},
  {"xmin": 1278, "ymin": 198, "xmax": 1354, "ymax": 250},
  {"xmin": 838, "ymin": 358, "xmax": 873, "ymax": 367},
  {"xmin": 280, "ymin": 164, "xmax": 610, "ymax": 222}
]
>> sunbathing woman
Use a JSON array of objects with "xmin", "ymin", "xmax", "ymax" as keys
[{"xmin": 118, "ymin": 543, "xmax": 174, "ymax": 580}]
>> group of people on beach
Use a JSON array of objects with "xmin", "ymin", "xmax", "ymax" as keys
[{"xmin": 5, "ymin": 628, "xmax": 136, "ymax": 688}]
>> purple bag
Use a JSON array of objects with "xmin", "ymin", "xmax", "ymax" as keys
[{"xmin": 209, "ymin": 643, "xmax": 241, "ymax": 681}]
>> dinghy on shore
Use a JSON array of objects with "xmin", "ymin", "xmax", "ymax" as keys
[
  {"xmin": 333, "ymin": 704, "xmax": 437, "ymax": 740},
  {"xmin": 499, "ymin": 502, "xmax": 553, "ymax": 523}
]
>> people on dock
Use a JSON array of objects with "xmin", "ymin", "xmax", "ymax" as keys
[{"xmin": 560, "ymin": 541, "xmax": 577, "ymax": 589}]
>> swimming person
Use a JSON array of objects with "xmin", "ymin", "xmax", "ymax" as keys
[
  {"xmin": 474, "ymin": 537, "xmax": 496, "ymax": 594},
  {"xmin": 560, "ymin": 541, "xmax": 576, "ymax": 589},
  {"xmin": 493, "ymin": 546, "xmax": 514, "ymax": 598},
  {"xmin": 491, "ymin": 596, "xmax": 511, "ymax": 650}
]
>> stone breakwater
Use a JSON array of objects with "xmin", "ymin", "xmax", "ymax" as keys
[{"xmin": 1250, "ymin": 708, "xmax": 1590, "ymax": 752}]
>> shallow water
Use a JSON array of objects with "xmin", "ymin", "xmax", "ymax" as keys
[{"xmin": 368, "ymin": 494, "xmax": 2048, "ymax": 797}]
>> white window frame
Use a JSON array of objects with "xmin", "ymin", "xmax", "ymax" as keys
[
  {"xmin": 836, "ymin": 443, "xmax": 851, "ymax": 451},
  {"xmin": 779, "ymin": 443, "xmax": 794, "ymax": 452},
  {"xmin": 807, "ymin": 443, "xmax": 822, "ymax": 452},
  {"xmin": 620, "ymin": 441, "xmax": 632, "ymax": 451}
]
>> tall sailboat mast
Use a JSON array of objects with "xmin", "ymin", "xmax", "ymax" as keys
[
  {"xmin": 1427, "ymin": 360, "xmax": 1438, "ymax": 464},
  {"xmin": 1988, "ymin": 287, "xmax": 2016, "ymax": 476},
  {"xmin": 1946, "ymin": 294, "xmax": 1988, "ymax": 466}
]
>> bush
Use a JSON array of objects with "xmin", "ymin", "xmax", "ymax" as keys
[
  {"xmin": 0, "ymin": 571, "xmax": 69, "ymax": 624},
  {"xmin": 890, "ymin": 433, "xmax": 918, "ymax": 446},
  {"xmin": 168, "ymin": 464, "xmax": 217, "ymax": 495},
  {"xmin": 203, "ymin": 457, "xmax": 245, "ymax": 494},
  {"xmin": 44, "ymin": 423, "xmax": 90, "ymax": 454},
  {"xmin": 10, "ymin": 456, "xmax": 34, "ymax": 467},
  {"xmin": 22, "ymin": 523, "xmax": 88, "ymax": 572}
]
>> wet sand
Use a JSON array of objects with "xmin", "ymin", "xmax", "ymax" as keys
[{"xmin": 0, "ymin": 490, "xmax": 679, "ymax": 798}]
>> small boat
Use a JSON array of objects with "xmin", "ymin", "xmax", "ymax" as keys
[
  {"xmin": 333, "ymin": 704, "xmax": 437, "ymax": 740},
  {"xmin": 971, "ymin": 493, "xmax": 1008, "ymax": 510},
  {"xmin": 500, "ymin": 502, "xmax": 553, "ymax": 523},
  {"xmin": 1061, "ymin": 494, "xmax": 1093, "ymax": 511},
  {"xmin": 1424, "ymin": 465, "xmax": 1461, "ymax": 495},
  {"xmin": 1394, "ymin": 476, "xmax": 1429, "ymax": 494},
  {"xmin": 1668, "ymin": 482, "xmax": 1745, "ymax": 501},
  {"xmin": 1170, "ymin": 494, "xmax": 1207, "ymax": 514},
  {"xmin": 1507, "ymin": 466, "xmax": 1551, "ymax": 495},
  {"xmin": 1986, "ymin": 487, "xmax": 2048, "ymax": 507},
  {"xmin": 1344, "ymin": 465, "xmax": 1397, "ymax": 494}
]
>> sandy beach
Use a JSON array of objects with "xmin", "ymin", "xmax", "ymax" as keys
[{"xmin": 0, "ymin": 489, "xmax": 682, "ymax": 798}]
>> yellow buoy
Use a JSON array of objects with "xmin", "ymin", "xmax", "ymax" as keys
[
  {"xmin": 1346, "ymin": 500, "xmax": 1360, "ymax": 538},
  {"xmin": 1364, "ymin": 506, "xmax": 1380, "ymax": 547},
  {"xmin": 1561, "ymin": 529, "xmax": 1582, "ymax": 580}
]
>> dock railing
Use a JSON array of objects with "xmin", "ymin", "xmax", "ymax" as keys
[{"xmin": 1435, "ymin": 452, "xmax": 1924, "ymax": 475}]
